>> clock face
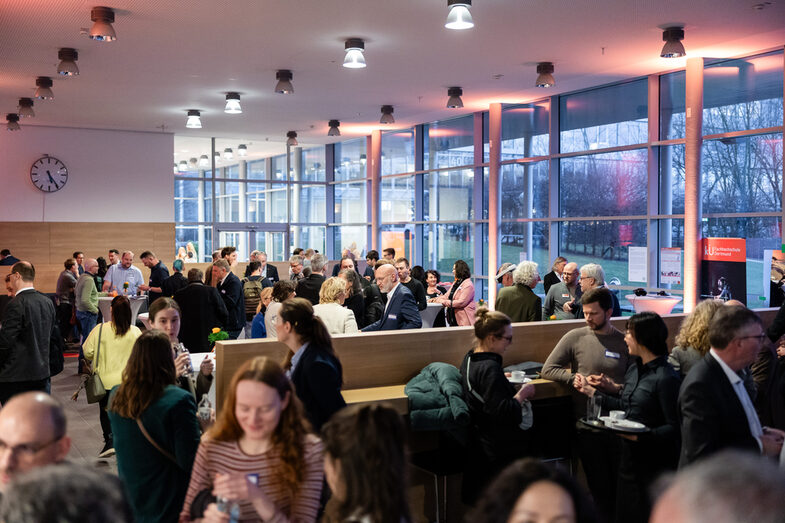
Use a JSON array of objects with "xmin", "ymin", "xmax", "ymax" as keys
[{"xmin": 30, "ymin": 156, "xmax": 68, "ymax": 192}]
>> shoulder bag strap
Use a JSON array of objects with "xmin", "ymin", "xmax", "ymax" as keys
[
  {"xmin": 136, "ymin": 417, "xmax": 179, "ymax": 465},
  {"xmin": 93, "ymin": 322, "xmax": 103, "ymax": 374}
]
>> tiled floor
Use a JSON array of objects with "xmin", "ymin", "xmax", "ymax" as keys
[{"xmin": 53, "ymin": 356, "xmax": 117, "ymax": 474}]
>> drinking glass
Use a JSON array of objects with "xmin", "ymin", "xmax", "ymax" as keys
[{"xmin": 587, "ymin": 394, "xmax": 602, "ymax": 421}]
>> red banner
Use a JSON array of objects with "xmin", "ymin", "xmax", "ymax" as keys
[{"xmin": 702, "ymin": 238, "xmax": 746, "ymax": 263}]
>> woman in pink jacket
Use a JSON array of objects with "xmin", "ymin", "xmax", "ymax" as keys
[{"xmin": 431, "ymin": 259, "xmax": 476, "ymax": 326}]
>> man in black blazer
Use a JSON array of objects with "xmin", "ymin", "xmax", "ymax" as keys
[
  {"xmin": 678, "ymin": 305, "xmax": 785, "ymax": 468},
  {"xmin": 0, "ymin": 249, "xmax": 20, "ymax": 266},
  {"xmin": 362, "ymin": 265, "xmax": 421, "ymax": 331},
  {"xmin": 173, "ymin": 268, "xmax": 228, "ymax": 353},
  {"xmin": 212, "ymin": 260, "xmax": 245, "ymax": 340},
  {"xmin": 296, "ymin": 254, "xmax": 326, "ymax": 306},
  {"xmin": 0, "ymin": 262, "xmax": 59, "ymax": 404},
  {"xmin": 542, "ymin": 256, "xmax": 567, "ymax": 295}
]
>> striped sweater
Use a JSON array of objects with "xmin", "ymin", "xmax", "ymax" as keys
[{"xmin": 180, "ymin": 434, "xmax": 324, "ymax": 522}]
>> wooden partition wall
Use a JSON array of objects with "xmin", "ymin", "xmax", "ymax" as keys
[{"xmin": 214, "ymin": 308, "xmax": 780, "ymax": 410}]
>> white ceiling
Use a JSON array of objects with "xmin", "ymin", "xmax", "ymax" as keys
[{"xmin": 2, "ymin": 0, "xmax": 784, "ymax": 158}]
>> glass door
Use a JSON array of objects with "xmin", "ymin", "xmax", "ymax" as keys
[{"xmin": 215, "ymin": 224, "xmax": 289, "ymax": 262}]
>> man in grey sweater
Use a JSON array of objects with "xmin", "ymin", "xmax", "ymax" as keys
[
  {"xmin": 542, "ymin": 262, "xmax": 580, "ymax": 320},
  {"xmin": 541, "ymin": 286, "xmax": 630, "ymax": 521}
]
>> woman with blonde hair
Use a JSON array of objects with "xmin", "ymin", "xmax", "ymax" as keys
[
  {"xmin": 180, "ymin": 356, "xmax": 324, "ymax": 522},
  {"xmin": 669, "ymin": 299, "xmax": 724, "ymax": 377},
  {"xmin": 251, "ymin": 286, "xmax": 275, "ymax": 339},
  {"xmin": 313, "ymin": 277, "xmax": 358, "ymax": 335}
]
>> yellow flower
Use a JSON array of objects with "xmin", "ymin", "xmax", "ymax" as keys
[
  {"xmin": 212, "ymin": 327, "xmax": 221, "ymax": 333},
  {"xmin": 550, "ymin": 315, "xmax": 557, "ymax": 320}
]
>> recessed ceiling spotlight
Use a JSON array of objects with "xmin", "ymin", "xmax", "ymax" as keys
[
  {"xmin": 198, "ymin": 155, "xmax": 210, "ymax": 167},
  {"xmin": 89, "ymin": 6, "xmax": 117, "ymax": 42},
  {"xmin": 286, "ymin": 131, "xmax": 298, "ymax": 146},
  {"xmin": 17, "ymin": 98, "xmax": 34, "ymax": 118},
  {"xmin": 445, "ymin": 0, "xmax": 474, "ymax": 30},
  {"xmin": 535, "ymin": 62, "xmax": 555, "ymax": 88},
  {"xmin": 178, "ymin": 160, "xmax": 188, "ymax": 172},
  {"xmin": 275, "ymin": 70, "xmax": 294, "ymax": 94},
  {"xmin": 223, "ymin": 148, "xmax": 234, "ymax": 160},
  {"xmin": 238, "ymin": 144, "xmax": 248, "ymax": 156},
  {"xmin": 380, "ymin": 105, "xmax": 395, "ymax": 124},
  {"xmin": 225, "ymin": 92, "xmax": 242, "ymax": 114},
  {"xmin": 185, "ymin": 109, "xmax": 202, "ymax": 128},
  {"xmin": 446, "ymin": 87, "xmax": 463, "ymax": 108},
  {"xmin": 328, "ymin": 120, "xmax": 341, "ymax": 136},
  {"xmin": 660, "ymin": 26, "xmax": 686, "ymax": 58},
  {"xmin": 34, "ymin": 77, "xmax": 54, "ymax": 100},
  {"xmin": 6, "ymin": 114, "xmax": 20, "ymax": 131},
  {"xmin": 57, "ymin": 48, "xmax": 79, "ymax": 76},
  {"xmin": 343, "ymin": 39, "xmax": 367, "ymax": 69}
]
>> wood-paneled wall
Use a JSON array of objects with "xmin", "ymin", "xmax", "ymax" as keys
[{"xmin": 0, "ymin": 221, "xmax": 174, "ymax": 293}]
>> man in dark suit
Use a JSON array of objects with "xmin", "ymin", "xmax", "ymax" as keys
[
  {"xmin": 296, "ymin": 254, "xmax": 326, "ymax": 306},
  {"xmin": 0, "ymin": 262, "xmax": 59, "ymax": 404},
  {"xmin": 259, "ymin": 251, "xmax": 279, "ymax": 284},
  {"xmin": 542, "ymin": 256, "xmax": 567, "ymax": 295},
  {"xmin": 213, "ymin": 259, "xmax": 245, "ymax": 339},
  {"xmin": 173, "ymin": 268, "xmax": 228, "ymax": 353},
  {"xmin": 290, "ymin": 346, "xmax": 346, "ymax": 432},
  {"xmin": 362, "ymin": 264, "xmax": 421, "ymax": 331},
  {"xmin": 678, "ymin": 305, "xmax": 785, "ymax": 468},
  {"xmin": 0, "ymin": 249, "xmax": 20, "ymax": 266}
]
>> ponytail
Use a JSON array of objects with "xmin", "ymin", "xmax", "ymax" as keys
[{"xmin": 279, "ymin": 299, "xmax": 342, "ymax": 378}]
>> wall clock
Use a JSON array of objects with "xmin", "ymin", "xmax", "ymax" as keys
[{"xmin": 30, "ymin": 155, "xmax": 68, "ymax": 192}]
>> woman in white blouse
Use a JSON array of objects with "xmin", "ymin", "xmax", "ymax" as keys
[{"xmin": 313, "ymin": 277, "xmax": 359, "ymax": 335}]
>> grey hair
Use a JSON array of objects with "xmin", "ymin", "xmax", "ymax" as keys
[
  {"xmin": 0, "ymin": 463, "xmax": 134, "ymax": 523},
  {"xmin": 652, "ymin": 451, "xmax": 785, "ymax": 523},
  {"xmin": 580, "ymin": 263, "xmax": 605, "ymax": 286},
  {"xmin": 289, "ymin": 255, "xmax": 303, "ymax": 266},
  {"xmin": 513, "ymin": 261, "xmax": 539, "ymax": 287},
  {"xmin": 311, "ymin": 253, "xmax": 326, "ymax": 273},
  {"xmin": 339, "ymin": 268, "xmax": 363, "ymax": 296}
]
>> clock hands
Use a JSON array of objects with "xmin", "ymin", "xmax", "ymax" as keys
[{"xmin": 47, "ymin": 171, "xmax": 55, "ymax": 184}]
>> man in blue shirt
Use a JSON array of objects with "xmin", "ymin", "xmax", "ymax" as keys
[{"xmin": 102, "ymin": 251, "xmax": 144, "ymax": 295}]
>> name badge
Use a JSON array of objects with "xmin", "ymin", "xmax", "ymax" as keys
[
  {"xmin": 605, "ymin": 350, "xmax": 620, "ymax": 360},
  {"xmin": 221, "ymin": 289, "xmax": 226, "ymax": 294},
  {"xmin": 388, "ymin": 314, "xmax": 397, "ymax": 320},
  {"xmin": 561, "ymin": 294, "xmax": 570, "ymax": 298}
]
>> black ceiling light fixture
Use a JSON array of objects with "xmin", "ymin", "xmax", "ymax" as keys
[
  {"xmin": 445, "ymin": 0, "xmax": 474, "ymax": 30},
  {"xmin": 34, "ymin": 77, "xmax": 54, "ymax": 99},
  {"xmin": 57, "ymin": 48, "xmax": 79, "ymax": 76},
  {"xmin": 380, "ymin": 105, "xmax": 395, "ymax": 124},
  {"xmin": 89, "ymin": 6, "xmax": 117, "ymax": 41},
  {"xmin": 343, "ymin": 39, "xmax": 366, "ymax": 69},
  {"xmin": 185, "ymin": 109, "xmax": 202, "ymax": 128},
  {"xmin": 238, "ymin": 144, "xmax": 248, "ymax": 156},
  {"xmin": 17, "ymin": 98, "xmax": 34, "ymax": 118},
  {"xmin": 224, "ymin": 92, "xmax": 242, "ymax": 114},
  {"xmin": 446, "ymin": 87, "xmax": 463, "ymax": 108},
  {"xmin": 535, "ymin": 62, "xmax": 555, "ymax": 88},
  {"xmin": 328, "ymin": 120, "xmax": 341, "ymax": 136},
  {"xmin": 275, "ymin": 70, "xmax": 294, "ymax": 94},
  {"xmin": 660, "ymin": 26, "xmax": 686, "ymax": 58},
  {"xmin": 286, "ymin": 131, "xmax": 298, "ymax": 146},
  {"xmin": 6, "ymin": 113, "xmax": 20, "ymax": 131}
]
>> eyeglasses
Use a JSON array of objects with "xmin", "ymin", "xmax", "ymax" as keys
[
  {"xmin": 0, "ymin": 435, "xmax": 62, "ymax": 459},
  {"xmin": 494, "ymin": 334, "xmax": 513, "ymax": 342},
  {"xmin": 737, "ymin": 334, "xmax": 766, "ymax": 343}
]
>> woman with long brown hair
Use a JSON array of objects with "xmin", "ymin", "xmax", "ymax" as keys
[
  {"xmin": 180, "ymin": 356, "xmax": 324, "ymax": 522},
  {"xmin": 108, "ymin": 330, "xmax": 201, "ymax": 523},
  {"xmin": 82, "ymin": 295, "xmax": 141, "ymax": 457},
  {"xmin": 321, "ymin": 404, "xmax": 411, "ymax": 523}
]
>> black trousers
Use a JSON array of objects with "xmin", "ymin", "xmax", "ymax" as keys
[
  {"xmin": 0, "ymin": 378, "xmax": 50, "ymax": 406},
  {"xmin": 576, "ymin": 426, "xmax": 621, "ymax": 522},
  {"xmin": 56, "ymin": 302, "xmax": 74, "ymax": 341},
  {"xmin": 98, "ymin": 393, "xmax": 112, "ymax": 443}
]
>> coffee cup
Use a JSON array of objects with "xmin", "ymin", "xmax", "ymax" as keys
[
  {"xmin": 511, "ymin": 370, "xmax": 526, "ymax": 381},
  {"xmin": 609, "ymin": 410, "xmax": 626, "ymax": 421}
]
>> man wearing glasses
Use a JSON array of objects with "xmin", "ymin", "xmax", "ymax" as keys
[
  {"xmin": 0, "ymin": 262, "xmax": 59, "ymax": 403},
  {"xmin": 0, "ymin": 392, "xmax": 71, "ymax": 493},
  {"xmin": 679, "ymin": 305, "xmax": 785, "ymax": 467}
]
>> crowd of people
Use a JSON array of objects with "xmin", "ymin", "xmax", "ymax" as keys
[{"xmin": 2, "ymin": 246, "xmax": 785, "ymax": 522}]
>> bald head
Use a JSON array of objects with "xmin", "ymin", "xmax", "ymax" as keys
[
  {"xmin": 0, "ymin": 392, "xmax": 71, "ymax": 490},
  {"xmin": 84, "ymin": 258, "xmax": 98, "ymax": 275},
  {"xmin": 375, "ymin": 264, "xmax": 398, "ymax": 293},
  {"xmin": 562, "ymin": 262, "xmax": 579, "ymax": 286},
  {"xmin": 724, "ymin": 299, "xmax": 745, "ymax": 308}
]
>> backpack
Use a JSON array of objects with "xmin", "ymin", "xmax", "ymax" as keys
[{"xmin": 242, "ymin": 278, "xmax": 263, "ymax": 320}]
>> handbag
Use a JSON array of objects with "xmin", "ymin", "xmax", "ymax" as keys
[{"xmin": 85, "ymin": 323, "xmax": 106, "ymax": 404}]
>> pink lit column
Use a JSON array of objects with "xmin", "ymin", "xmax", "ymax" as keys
[
  {"xmin": 488, "ymin": 103, "xmax": 502, "ymax": 308},
  {"xmin": 370, "ymin": 130, "xmax": 382, "ymax": 251},
  {"xmin": 683, "ymin": 57, "xmax": 704, "ymax": 312}
]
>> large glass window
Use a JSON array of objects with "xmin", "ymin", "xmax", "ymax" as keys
[
  {"xmin": 702, "ymin": 133, "xmax": 783, "ymax": 213},
  {"xmin": 335, "ymin": 139, "xmax": 367, "ymax": 181},
  {"xmin": 301, "ymin": 147, "xmax": 326, "ymax": 182},
  {"xmin": 215, "ymin": 181, "xmax": 240, "ymax": 222},
  {"xmin": 247, "ymin": 159, "xmax": 266, "ymax": 180},
  {"xmin": 424, "ymin": 115, "xmax": 474, "ymax": 170},
  {"xmin": 335, "ymin": 182, "xmax": 367, "ymax": 223},
  {"xmin": 291, "ymin": 226, "xmax": 325, "ymax": 254},
  {"xmin": 424, "ymin": 169, "xmax": 474, "ymax": 221},
  {"xmin": 500, "ymin": 221, "xmax": 550, "ymax": 294},
  {"xmin": 174, "ymin": 179, "xmax": 201, "ymax": 222},
  {"xmin": 381, "ymin": 176, "xmax": 415, "ymax": 223},
  {"xmin": 560, "ymin": 149, "xmax": 648, "ymax": 217},
  {"xmin": 560, "ymin": 80, "xmax": 648, "ymax": 153},
  {"xmin": 703, "ymin": 51, "xmax": 784, "ymax": 136},
  {"xmin": 381, "ymin": 224, "xmax": 417, "ymax": 261},
  {"xmin": 660, "ymin": 144, "xmax": 685, "ymax": 215},
  {"xmin": 382, "ymin": 129, "xmax": 415, "ymax": 175},
  {"xmin": 501, "ymin": 162, "xmax": 549, "ymax": 220},
  {"xmin": 334, "ymin": 226, "xmax": 368, "ymax": 258},
  {"xmin": 422, "ymin": 223, "xmax": 474, "ymax": 275},
  {"xmin": 175, "ymin": 225, "xmax": 212, "ymax": 263},
  {"xmin": 660, "ymin": 71, "xmax": 686, "ymax": 140},
  {"xmin": 501, "ymin": 102, "xmax": 550, "ymax": 160},
  {"xmin": 246, "ymin": 183, "xmax": 266, "ymax": 223}
]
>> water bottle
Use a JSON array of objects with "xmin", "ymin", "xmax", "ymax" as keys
[
  {"xmin": 176, "ymin": 343, "xmax": 194, "ymax": 378},
  {"xmin": 216, "ymin": 497, "xmax": 241, "ymax": 523},
  {"xmin": 198, "ymin": 394, "xmax": 212, "ymax": 422}
]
